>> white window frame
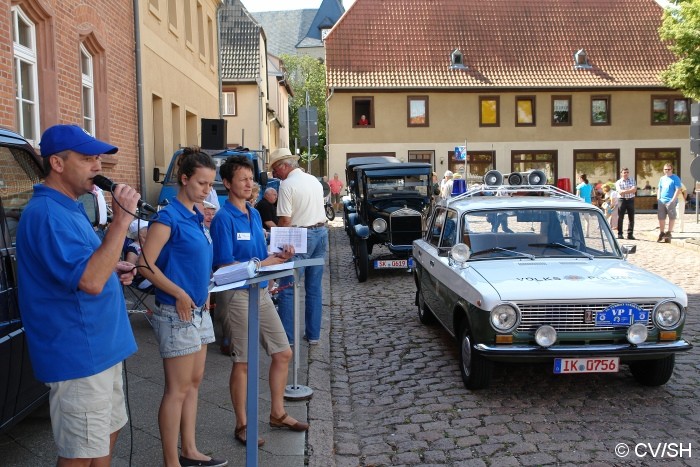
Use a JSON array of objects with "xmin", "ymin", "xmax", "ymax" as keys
[
  {"xmin": 12, "ymin": 6, "xmax": 40, "ymax": 143},
  {"xmin": 80, "ymin": 44, "xmax": 95, "ymax": 136},
  {"xmin": 223, "ymin": 91, "xmax": 236, "ymax": 116}
]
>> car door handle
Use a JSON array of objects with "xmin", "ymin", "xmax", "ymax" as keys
[{"xmin": 429, "ymin": 260, "xmax": 435, "ymax": 266}]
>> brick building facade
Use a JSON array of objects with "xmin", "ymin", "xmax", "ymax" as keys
[{"xmin": 0, "ymin": 0, "xmax": 139, "ymax": 186}]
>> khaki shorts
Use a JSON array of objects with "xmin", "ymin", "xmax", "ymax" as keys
[
  {"xmin": 218, "ymin": 287, "xmax": 289, "ymax": 362},
  {"xmin": 47, "ymin": 363, "xmax": 127, "ymax": 459}
]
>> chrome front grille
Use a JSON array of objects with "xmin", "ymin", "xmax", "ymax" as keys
[{"xmin": 515, "ymin": 302, "xmax": 656, "ymax": 333}]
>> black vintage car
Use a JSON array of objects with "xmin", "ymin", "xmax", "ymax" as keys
[
  {"xmin": 0, "ymin": 127, "xmax": 50, "ymax": 433},
  {"xmin": 343, "ymin": 156, "xmax": 432, "ymax": 282}
]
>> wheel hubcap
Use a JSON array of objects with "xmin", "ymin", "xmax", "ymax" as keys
[{"xmin": 461, "ymin": 334, "xmax": 472, "ymax": 377}]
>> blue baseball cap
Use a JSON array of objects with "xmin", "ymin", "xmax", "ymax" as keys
[{"xmin": 39, "ymin": 124, "xmax": 118, "ymax": 157}]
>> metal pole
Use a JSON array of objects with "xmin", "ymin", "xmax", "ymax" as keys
[
  {"xmin": 284, "ymin": 268, "xmax": 313, "ymax": 400},
  {"xmin": 464, "ymin": 139, "xmax": 468, "ymax": 185},
  {"xmin": 245, "ymin": 284, "xmax": 260, "ymax": 466},
  {"xmin": 306, "ymin": 91, "xmax": 311, "ymax": 173}
]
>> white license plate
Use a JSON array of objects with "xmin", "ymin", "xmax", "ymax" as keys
[
  {"xmin": 553, "ymin": 357, "xmax": 619, "ymax": 374},
  {"xmin": 374, "ymin": 259, "xmax": 408, "ymax": 268}
]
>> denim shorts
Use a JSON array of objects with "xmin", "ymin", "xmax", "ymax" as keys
[{"xmin": 151, "ymin": 304, "xmax": 215, "ymax": 358}]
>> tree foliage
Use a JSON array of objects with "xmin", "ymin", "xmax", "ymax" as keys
[
  {"xmin": 280, "ymin": 54, "xmax": 327, "ymax": 169},
  {"xmin": 659, "ymin": 0, "xmax": 700, "ymax": 101}
]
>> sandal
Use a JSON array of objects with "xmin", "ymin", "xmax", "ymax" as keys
[
  {"xmin": 234, "ymin": 425, "xmax": 265, "ymax": 447},
  {"xmin": 269, "ymin": 412, "xmax": 309, "ymax": 432}
]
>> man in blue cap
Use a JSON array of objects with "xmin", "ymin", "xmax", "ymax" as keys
[{"xmin": 16, "ymin": 124, "xmax": 142, "ymax": 465}]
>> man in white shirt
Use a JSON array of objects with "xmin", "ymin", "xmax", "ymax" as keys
[{"xmin": 270, "ymin": 148, "xmax": 328, "ymax": 345}]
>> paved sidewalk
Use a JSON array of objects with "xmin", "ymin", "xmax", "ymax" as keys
[
  {"xmin": 622, "ymin": 210, "xmax": 700, "ymax": 250},
  {"xmin": 1, "ymin": 257, "xmax": 335, "ymax": 466}
]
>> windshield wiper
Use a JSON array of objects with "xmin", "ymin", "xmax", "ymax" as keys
[
  {"xmin": 528, "ymin": 242, "xmax": 594, "ymax": 260},
  {"xmin": 471, "ymin": 246, "xmax": 535, "ymax": 260}
]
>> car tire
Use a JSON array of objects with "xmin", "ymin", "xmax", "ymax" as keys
[
  {"xmin": 629, "ymin": 355, "xmax": 675, "ymax": 386},
  {"xmin": 457, "ymin": 319, "xmax": 492, "ymax": 390},
  {"xmin": 325, "ymin": 204, "xmax": 335, "ymax": 221},
  {"xmin": 416, "ymin": 288, "xmax": 436, "ymax": 325},
  {"xmin": 354, "ymin": 238, "xmax": 369, "ymax": 282}
]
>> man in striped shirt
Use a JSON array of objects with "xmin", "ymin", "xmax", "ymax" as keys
[{"xmin": 615, "ymin": 168, "xmax": 637, "ymax": 240}]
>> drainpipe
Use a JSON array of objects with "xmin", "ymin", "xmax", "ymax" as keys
[
  {"xmin": 324, "ymin": 86, "xmax": 335, "ymax": 176},
  {"xmin": 217, "ymin": 3, "xmax": 223, "ymax": 118},
  {"xmin": 133, "ymin": 0, "xmax": 146, "ymax": 199}
]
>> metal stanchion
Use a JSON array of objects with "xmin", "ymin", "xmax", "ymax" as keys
[
  {"xmin": 284, "ymin": 258, "xmax": 324, "ymax": 400},
  {"xmin": 211, "ymin": 268, "xmax": 295, "ymax": 467},
  {"xmin": 244, "ymin": 282, "xmax": 260, "ymax": 467}
]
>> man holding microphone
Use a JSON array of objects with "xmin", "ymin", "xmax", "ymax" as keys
[{"xmin": 16, "ymin": 124, "xmax": 141, "ymax": 466}]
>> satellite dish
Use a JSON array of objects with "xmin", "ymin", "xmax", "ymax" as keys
[{"xmin": 690, "ymin": 155, "xmax": 700, "ymax": 180}]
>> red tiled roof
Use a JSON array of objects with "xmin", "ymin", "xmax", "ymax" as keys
[{"xmin": 325, "ymin": 0, "xmax": 676, "ymax": 89}]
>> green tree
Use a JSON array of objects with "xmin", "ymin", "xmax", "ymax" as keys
[
  {"xmin": 659, "ymin": 0, "xmax": 700, "ymax": 100},
  {"xmin": 281, "ymin": 54, "xmax": 327, "ymax": 174}
]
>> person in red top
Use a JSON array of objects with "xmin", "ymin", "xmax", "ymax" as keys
[
  {"xmin": 328, "ymin": 173, "xmax": 344, "ymax": 212},
  {"xmin": 357, "ymin": 114, "xmax": 369, "ymax": 126}
]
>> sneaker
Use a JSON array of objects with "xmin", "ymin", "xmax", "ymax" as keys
[
  {"xmin": 664, "ymin": 231, "xmax": 672, "ymax": 243},
  {"xmin": 617, "ymin": 234, "xmax": 624, "ymax": 239},
  {"xmin": 627, "ymin": 235, "xmax": 636, "ymax": 240},
  {"xmin": 179, "ymin": 455, "xmax": 228, "ymax": 467},
  {"xmin": 303, "ymin": 335, "xmax": 319, "ymax": 346},
  {"xmin": 657, "ymin": 233, "xmax": 665, "ymax": 243}
]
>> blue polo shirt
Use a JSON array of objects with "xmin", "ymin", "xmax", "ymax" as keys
[
  {"xmin": 152, "ymin": 198, "xmax": 212, "ymax": 307},
  {"xmin": 210, "ymin": 200, "xmax": 269, "ymax": 288},
  {"xmin": 16, "ymin": 184, "xmax": 137, "ymax": 383}
]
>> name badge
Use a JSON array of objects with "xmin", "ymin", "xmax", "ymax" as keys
[{"xmin": 237, "ymin": 232, "xmax": 251, "ymax": 241}]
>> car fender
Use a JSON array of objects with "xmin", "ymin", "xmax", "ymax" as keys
[{"xmin": 353, "ymin": 223, "xmax": 370, "ymax": 239}]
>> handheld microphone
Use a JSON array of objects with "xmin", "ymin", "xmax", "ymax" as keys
[{"xmin": 92, "ymin": 174, "xmax": 157, "ymax": 214}]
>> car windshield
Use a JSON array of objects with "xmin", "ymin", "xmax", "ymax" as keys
[
  {"xmin": 461, "ymin": 208, "xmax": 620, "ymax": 260},
  {"xmin": 164, "ymin": 155, "xmax": 232, "ymax": 184},
  {"xmin": 366, "ymin": 175, "xmax": 428, "ymax": 198}
]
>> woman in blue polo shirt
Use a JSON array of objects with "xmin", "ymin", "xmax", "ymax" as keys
[
  {"xmin": 210, "ymin": 156, "xmax": 308, "ymax": 448},
  {"xmin": 137, "ymin": 148, "xmax": 226, "ymax": 467}
]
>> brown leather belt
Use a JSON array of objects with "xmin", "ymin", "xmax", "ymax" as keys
[{"xmin": 299, "ymin": 222, "xmax": 327, "ymax": 229}]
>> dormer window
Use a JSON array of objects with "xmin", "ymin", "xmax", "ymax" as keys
[
  {"xmin": 573, "ymin": 48, "xmax": 592, "ymax": 69},
  {"xmin": 321, "ymin": 28, "xmax": 331, "ymax": 40},
  {"xmin": 450, "ymin": 49, "xmax": 467, "ymax": 70}
]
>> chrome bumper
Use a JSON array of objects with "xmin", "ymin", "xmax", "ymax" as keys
[{"xmin": 475, "ymin": 340, "xmax": 692, "ymax": 357}]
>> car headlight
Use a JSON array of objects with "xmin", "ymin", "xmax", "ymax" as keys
[
  {"xmin": 490, "ymin": 304, "xmax": 520, "ymax": 333},
  {"xmin": 372, "ymin": 218, "xmax": 387, "ymax": 233},
  {"xmin": 535, "ymin": 325, "xmax": 557, "ymax": 347},
  {"xmin": 450, "ymin": 243, "xmax": 471, "ymax": 263},
  {"xmin": 653, "ymin": 301, "xmax": 683, "ymax": 330},
  {"xmin": 626, "ymin": 323, "xmax": 648, "ymax": 345}
]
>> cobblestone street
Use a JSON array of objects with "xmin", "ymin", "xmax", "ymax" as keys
[{"xmin": 327, "ymin": 214, "xmax": 700, "ymax": 466}]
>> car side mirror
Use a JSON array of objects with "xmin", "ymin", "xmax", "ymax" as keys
[
  {"xmin": 77, "ymin": 192, "xmax": 100, "ymax": 227},
  {"xmin": 621, "ymin": 244, "xmax": 636, "ymax": 255},
  {"xmin": 153, "ymin": 167, "xmax": 162, "ymax": 182}
]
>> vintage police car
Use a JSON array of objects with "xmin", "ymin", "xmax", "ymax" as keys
[
  {"xmin": 343, "ymin": 156, "xmax": 432, "ymax": 282},
  {"xmin": 413, "ymin": 174, "xmax": 691, "ymax": 389}
]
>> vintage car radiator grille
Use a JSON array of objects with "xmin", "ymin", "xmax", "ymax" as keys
[
  {"xmin": 389, "ymin": 210, "xmax": 422, "ymax": 246},
  {"xmin": 515, "ymin": 302, "xmax": 656, "ymax": 333}
]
